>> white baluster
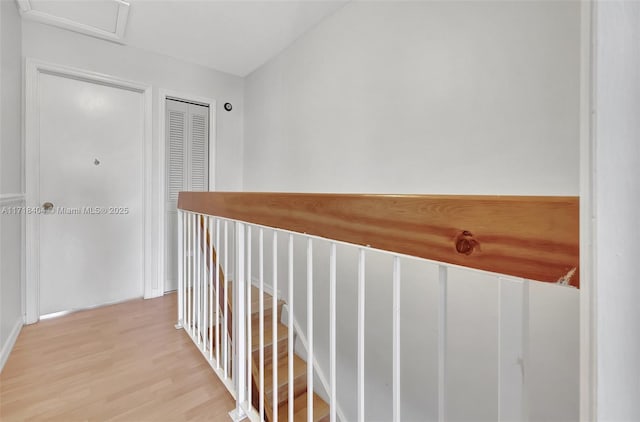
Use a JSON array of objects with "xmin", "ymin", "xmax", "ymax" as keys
[
  {"xmin": 182, "ymin": 211, "xmax": 187, "ymax": 330},
  {"xmin": 235, "ymin": 222, "xmax": 247, "ymax": 417},
  {"xmin": 259, "ymin": 228, "xmax": 265, "ymax": 422},
  {"xmin": 216, "ymin": 218, "xmax": 221, "ymax": 369},
  {"xmin": 176, "ymin": 210, "xmax": 183, "ymax": 329},
  {"xmin": 307, "ymin": 238, "xmax": 314, "ymax": 422},
  {"xmin": 288, "ymin": 234, "xmax": 294, "ymax": 422},
  {"xmin": 357, "ymin": 248, "xmax": 365, "ymax": 422},
  {"xmin": 247, "ymin": 226, "xmax": 253, "ymax": 408},
  {"xmin": 203, "ymin": 216, "xmax": 208, "ymax": 354},
  {"xmin": 329, "ymin": 243, "xmax": 337, "ymax": 422},
  {"xmin": 224, "ymin": 220, "xmax": 229, "ymax": 378},
  {"xmin": 196, "ymin": 215, "xmax": 201, "ymax": 347},
  {"xmin": 392, "ymin": 257, "xmax": 401, "ymax": 422},
  {"xmin": 438, "ymin": 265, "xmax": 448, "ymax": 422},
  {"xmin": 272, "ymin": 231, "xmax": 278, "ymax": 422},
  {"xmin": 186, "ymin": 213, "xmax": 191, "ymax": 332},
  {"xmin": 190, "ymin": 213, "xmax": 196, "ymax": 335},
  {"xmin": 209, "ymin": 216, "xmax": 214, "ymax": 361},
  {"xmin": 522, "ymin": 280, "xmax": 530, "ymax": 422},
  {"xmin": 192, "ymin": 213, "xmax": 197, "ymax": 336}
]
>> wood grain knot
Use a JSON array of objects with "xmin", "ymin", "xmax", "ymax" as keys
[{"xmin": 455, "ymin": 231, "xmax": 478, "ymax": 255}]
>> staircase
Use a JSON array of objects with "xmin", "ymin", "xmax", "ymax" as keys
[
  {"xmin": 194, "ymin": 213, "xmax": 330, "ymax": 422},
  {"xmin": 230, "ymin": 284, "xmax": 330, "ymax": 422}
]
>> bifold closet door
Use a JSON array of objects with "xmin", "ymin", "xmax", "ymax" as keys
[{"xmin": 165, "ymin": 99, "xmax": 209, "ymax": 292}]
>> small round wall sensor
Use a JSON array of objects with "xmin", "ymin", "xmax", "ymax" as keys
[{"xmin": 224, "ymin": 103, "xmax": 233, "ymax": 112}]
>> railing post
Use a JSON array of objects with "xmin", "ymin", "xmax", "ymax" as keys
[
  {"xmin": 357, "ymin": 248, "xmax": 366, "ymax": 422},
  {"xmin": 307, "ymin": 238, "xmax": 314, "ymax": 422},
  {"xmin": 392, "ymin": 256, "xmax": 401, "ymax": 422},
  {"xmin": 259, "ymin": 228, "xmax": 265, "ymax": 422},
  {"xmin": 521, "ymin": 280, "xmax": 530, "ymax": 422},
  {"xmin": 329, "ymin": 243, "xmax": 337, "ymax": 422},
  {"xmin": 196, "ymin": 215, "xmax": 201, "ymax": 347},
  {"xmin": 175, "ymin": 210, "xmax": 184, "ymax": 329},
  {"xmin": 209, "ymin": 216, "xmax": 214, "ymax": 361},
  {"xmin": 215, "ymin": 218, "xmax": 221, "ymax": 369},
  {"xmin": 247, "ymin": 226, "xmax": 253, "ymax": 410},
  {"xmin": 288, "ymin": 234, "xmax": 294, "ymax": 422},
  {"xmin": 231, "ymin": 221, "xmax": 247, "ymax": 421},
  {"xmin": 223, "ymin": 221, "xmax": 229, "ymax": 376},
  {"xmin": 438, "ymin": 264, "xmax": 448, "ymax": 422},
  {"xmin": 272, "ymin": 231, "xmax": 279, "ymax": 422}
]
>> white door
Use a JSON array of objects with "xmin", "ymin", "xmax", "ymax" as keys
[
  {"xmin": 38, "ymin": 72, "xmax": 145, "ymax": 316},
  {"xmin": 165, "ymin": 99, "xmax": 209, "ymax": 292}
]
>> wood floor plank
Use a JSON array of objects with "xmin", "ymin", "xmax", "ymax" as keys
[{"xmin": 0, "ymin": 293, "xmax": 234, "ymax": 422}]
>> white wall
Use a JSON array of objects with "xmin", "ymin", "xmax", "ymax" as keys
[
  {"xmin": 0, "ymin": 0, "xmax": 24, "ymax": 371},
  {"xmin": 244, "ymin": 1, "xmax": 581, "ymax": 421},
  {"xmin": 595, "ymin": 2, "xmax": 640, "ymax": 420},
  {"xmin": 244, "ymin": 1, "xmax": 579, "ymax": 195},
  {"xmin": 1, "ymin": 0, "xmax": 22, "ymax": 194},
  {"xmin": 21, "ymin": 20, "xmax": 245, "ymax": 294},
  {"xmin": 22, "ymin": 20, "xmax": 244, "ymax": 191}
]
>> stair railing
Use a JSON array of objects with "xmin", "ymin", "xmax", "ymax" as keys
[{"xmin": 176, "ymin": 192, "xmax": 579, "ymax": 422}]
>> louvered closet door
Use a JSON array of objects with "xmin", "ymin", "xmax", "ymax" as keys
[
  {"xmin": 189, "ymin": 109, "xmax": 209, "ymax": 191},
  {"xmin": 167, "ymin": 101, "xmax": 187, "ymax": 203},
  {"xmin": 166, "ymin": 99, "xmax": 209, "ymax": 292}
]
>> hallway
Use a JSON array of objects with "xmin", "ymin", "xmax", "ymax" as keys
[{"xmin": 0, "ymin": 293, "xmax": 234, "ymax": 421}]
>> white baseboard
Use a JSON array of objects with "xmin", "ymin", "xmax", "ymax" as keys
[{"xmin": 0, "ymin": 317, "xmax": 24, "ymax": 373}]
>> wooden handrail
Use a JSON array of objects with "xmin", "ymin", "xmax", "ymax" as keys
[{"xmin": 179, "ymin": 192, "xmax": 580, "ymax": 287}]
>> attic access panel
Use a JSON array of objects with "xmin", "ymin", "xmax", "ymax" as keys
[{"xmin": 17, "ymin": 0, "xmax": 130, "ymax": 43}]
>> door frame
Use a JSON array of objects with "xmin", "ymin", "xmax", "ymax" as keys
[
  {"xmin": 158, "ymin": 89, "xmax": 216, "ymax": 293},
  {"xmin": 24, "ymin": 59, "xmax": 153, "ymax": 324}
]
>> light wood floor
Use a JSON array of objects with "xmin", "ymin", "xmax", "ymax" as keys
[{"xmin": 0, "ymin": 293, "xmax": 235, "ymax": 421}]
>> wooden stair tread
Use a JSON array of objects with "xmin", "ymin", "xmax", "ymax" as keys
[
  {"xmin": 276, "ymin": 392, "xmax": 330, "ymax": 422},
  {"xmin": 250, "ymin": 310, "xmax": 286, "ymax": 333},
  {"xmin": 228, "ymin": 284, "xmax": 283, "ymax": 312},
  {"xmin": 228, "ymin": 284, "xmax": 286, "ymax": 335},
  {"xmin": 199, "ymin": 243, "xmax": 331, "ymax": 422},
  {"xmin": 263, "ymin": 353, "xmax": 306, "ymax": 391},
  {"xmin": 263, "ymin": 353, "xmax": 307, "ymax": 407},
  {"xmin": 252, "ymin": 321, "xmax": 288, "ymax": 352},
  {"xmin": 248, "ymin": 286, "xmax": 284, "ymax": 314}
]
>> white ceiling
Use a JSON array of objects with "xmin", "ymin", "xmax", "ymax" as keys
[
  {"xmin": 124, "ymin": 1, "xmax": 348, "ymax": 76},
  {"xmin": 19, "ymin": 0, "xmax": 348, "ymax": 77}
]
